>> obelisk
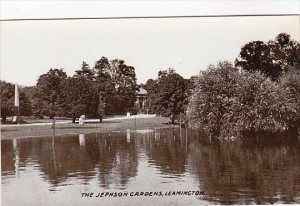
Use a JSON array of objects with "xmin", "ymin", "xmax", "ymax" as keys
[{"xmin": 14, "ymin": 83, "xmax": 20, "ymax": 123}]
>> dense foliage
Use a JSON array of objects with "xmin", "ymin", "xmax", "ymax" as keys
[
  {"xmin": 187, "ymin": 61, "xmax": 299, "ymax": 137},
  {"xmin": 1, "ymin": 32, "xmax": 299, "ymax": 135},
  {"xmin": 0, "ymin": 81, "xmax": 32, "ymax": 123},
  {"xmin": 187, "ymin": 33, "xmax": 300, "ymax": 137},
  {"xmin": 32, "ymin": 57, "xmax": 138, "ymax": 119},
  {"xmin": 35, "ymin": 68, "xmax": 67, "ymax": 118},
  {"xmin": 60, "ymin": 76, "xmax": 98, "ymax": 122},
  {"xmin": 278, "ymin": 67, "xmax": 300, "ymax": 127},
  {"xmin": 145, "ymin": 69, "xmax": 189, "ymax": 123},
  {"xmin": 235, "ymin": 33, "xmax": 300, "ymax": 80}
]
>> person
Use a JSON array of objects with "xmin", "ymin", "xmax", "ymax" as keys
[{"xmin": 79, "ymin": 115, "xmax": 85, "ymax": 125}]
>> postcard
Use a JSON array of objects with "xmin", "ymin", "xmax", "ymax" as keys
[{"xmin": 1, "ymin": 1, "xmax": 300, "ymax": 205}]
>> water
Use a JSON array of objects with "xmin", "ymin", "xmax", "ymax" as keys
[{"xmin": 2, "ymin": 128, "xmax": 300, "ymax": 205}]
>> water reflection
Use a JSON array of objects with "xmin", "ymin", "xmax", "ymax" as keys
[
  {"xmin": 188, "ymin": 134, "xmax": 300, "ymax": 204},
  {"xmin": 2, "ymin": 128, "xmax": 300, "ymax": 205},
  {"xmin": 145, "ymin": 129, "xmax": 188, "ymax": 176},
  {"xmin": 79, "ymin": 133, "xmax": 86, "ymax": 146}
]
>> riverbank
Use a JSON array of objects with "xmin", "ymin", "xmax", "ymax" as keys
[{"xmin": 1, "ymin": 116, "xmax": 176, "ymax": 139}]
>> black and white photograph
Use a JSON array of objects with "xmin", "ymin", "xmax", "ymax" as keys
[{"xmin": 1, "ymin": 1, "xmax": 300, "ymax": 205}]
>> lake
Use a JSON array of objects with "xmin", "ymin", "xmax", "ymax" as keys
[{"xmin": 2, "ymin": 128, "xmax": 300, "ymax": 205}]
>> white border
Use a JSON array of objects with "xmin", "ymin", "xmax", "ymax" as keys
[{"xmin": 1, "ymin": 0, "xmax": 299, "ymax": 20}]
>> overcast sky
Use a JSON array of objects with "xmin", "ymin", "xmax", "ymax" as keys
[{"xmin": 0, "ymin": 2, "xmax": 299, "ymax": 86}]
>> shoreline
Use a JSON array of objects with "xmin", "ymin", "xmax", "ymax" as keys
[
  {"xmin": 1, "ymin": 114, "xmax": 157, "ymax": 128},
  {"xmin": 1, "ymin": 116, "xmax": 176, "ymax": 140}
]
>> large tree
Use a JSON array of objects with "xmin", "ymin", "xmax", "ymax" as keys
[
  {"xmin": 93, "ymin": 57, "xmax": 138, "ymax": 115},
  {"xmin": 74, "ymin": 61, "xmax": 94, "ymax": 81},
  {"xmin": 0, "ymin": 81, "xmax": 15, "ymax": 123},
  {"xmin": 278, "ymin": 67, "xmax": 300, "ymax": 129},
  {"xmin": 93, "ymin": 57, "xmax": 114, "ymax": 116},
  {"xmin": 22, "ymin": 86, "xmax": 42, "ymax": 118},
  {"xmin": 145, "ymin": 78, "xmax": 160, "ymax": 114},
  {"xmin": 36, "ymin": 68, "xmax": 67, "ymax": 118},
  {"xmin": 235, "ymin": 33, "xmax": 300, "ymax": 80},
  {"xmin": 19, "ymin": 88, "xmax": 32, "ymax": 117},
  {"xmin": 187, "ymin": 61, "xmax": 299, "ymax": 137},
  {"xmin": 60, "ymin": 76, "xmax": 98, "ymax": 123},
  {"xmin": 109, "ymin": 59, "xmax": 138, "ymax": 113},
  {"xmin": 147, "ymin": 69, "xmax": 189, "ymax": 123},
  {"xmin": 187, "ymin": 62, "xmax": 239, "ymax": 136}
]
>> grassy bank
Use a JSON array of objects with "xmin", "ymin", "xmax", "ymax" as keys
[{"xmin": 1, "ymin": 116, "xmax": 176, "ymax": 139}]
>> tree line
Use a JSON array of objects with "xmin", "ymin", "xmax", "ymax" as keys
[
  {"xmin": 1, "ymin": 60, "xmax": 192, "ymax": 124},
  {"xmin": 188, "ymin": 33, "xmax": 300, "ymax": 137},
  {"xmin": 1, "ymin": 57, "xmax": 139, "ymax": 123},
  {"xmin": 1, "ymin": 33, "xmax": 299, "ymax": 137}
]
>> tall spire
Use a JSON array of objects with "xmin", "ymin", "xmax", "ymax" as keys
[
  {"xmin": 14, "ymin": 83, "xmax": 19, "ymax": 107},
  {"xmin": 13, "ymin": 83, "xmax": 21, "ymax": 123}
]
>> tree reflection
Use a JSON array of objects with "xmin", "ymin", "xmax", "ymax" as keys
[
  {"xmin": 188, "ymin": 133, "xmax": 300, "ymax": 204},
  {"xmin": 2, "ymin": 129, "xmax": 300, "ymax": 204},
  {"xmin": 34, "ymin": 134, "xmax": 99, "ymax": 186},
  {"xmin": 145, "ymin": 128, "xmax": 188, "ymax": 175},
  {"xmin": 2, "ymin": 138, "xmax": 37, "ymax": 177},
  {"xmin": 1, "ymin": 140, "xmax": 15, "ymax": 175},
  {"xmin": 95, "ymin": 132, "xmax": 138, "ymax": 189},
  {"xmin": 1, "ymin": 132, "xmax": 139, "ymax": 190}
]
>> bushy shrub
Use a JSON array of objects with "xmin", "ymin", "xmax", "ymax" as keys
[
  {"xmin": 221, "ymin": 71, "xmax": 298, "ymax": 136},
  {"xmin": 187, "ymin": 61, "xmax": 299, "ymax": 137},
  {"xmin": 187, "ymin": 61, "xmax": 239, "ymax": 136},
  {"xmin": 278, "ymin": 68, "xmax": 300, "ymax": 128}
]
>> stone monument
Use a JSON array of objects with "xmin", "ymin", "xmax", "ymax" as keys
[{"xmin": 13, "ymin": 83, "xmax": 21, "ymax": 123}]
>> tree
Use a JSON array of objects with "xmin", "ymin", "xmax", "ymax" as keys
[
  {"xmin": 109, "ymin": 59, "xmax": 139, "ymax": 114},
  {"xmin": 278, "ymin": 67, "xmax": 300, "ymax": 128},
  {"xmin": 93, "ymin": 57, "xmax": 113, "ymax": 116},
  {"xmin": 221, "ymin": 70, "xmax": 298, "ymax": 136},
  {"xmin": 148, "ymin": 69, "xmax": 189, "ymax": 124},
  {"xmin": 74, "ymin": 61, "xmax": 94, "ymax": 80},
  {"xmin": 145, "ymin": 78, "xmax": 159, "ymax": 114},
  {"xmin": 187, "ymin": 61, "xmax": 239, "ymax": 136},
  {"xmin": 235, "ymin": 33, "xmax": 300, "ymax": 80},
  {"xmin": 93, "ymin": 57, "xmax": 138, "ymax": 115},
  {"xmin": 60, "ymin": 76, "xmax": 98, "ymax": 123},
  {"xmin": 19, "ymin": 88, "xmax": 32, "ymax": 116},
  {"xmin": 187, "ymin": 61, "xmax": 299, "ymax": 137},
  {"xmin": 94, "ymin": 57, "xmax": 114, "ymax": 93},
  {"xmin": 0, "ymin": 81, "xmax": 32, "ymax": 123},
  {"xmin": 22, "ymin": 86, "xmax": 42, "ymax": 118},
  {"xmin": 98, "ymin": 92, "xmax": 106, "ymax": 122},
  {"xmin": 36, "ymin": 68, "xmax": 67, "ymax": 118},
  {"xmin": 0, "ymin": 81, "xmax": 15, "ymax": 123}
]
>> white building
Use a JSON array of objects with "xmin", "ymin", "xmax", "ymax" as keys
[{"xmin": 135, "ymin": 87, "xmax": 148, "ymax": 110}]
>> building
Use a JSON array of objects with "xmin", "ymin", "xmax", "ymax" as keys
[{"xmin": 135, "ymin": 87, "xmax": 148, "ymax": 111}]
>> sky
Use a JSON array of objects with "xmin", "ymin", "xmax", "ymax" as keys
[{"xmin": 0, "ymin": 2, "xmax": 299, "ymax": 86}]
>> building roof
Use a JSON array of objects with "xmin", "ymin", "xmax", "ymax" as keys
[{"xmin": 138, "ymin": 87, "xmax": 147, "ymax": 95}]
